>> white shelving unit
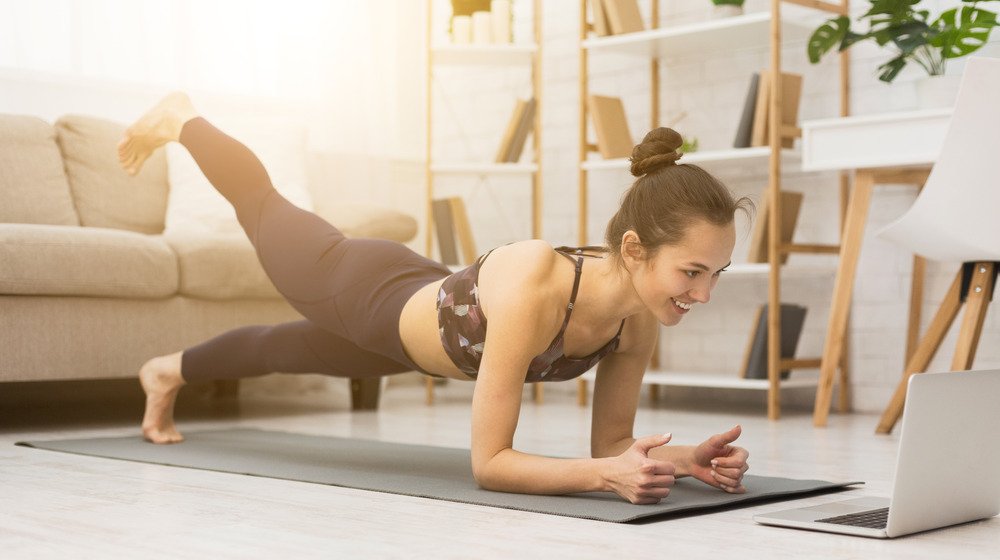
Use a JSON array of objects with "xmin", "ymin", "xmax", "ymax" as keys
[
  {"xmin": 577, "ymin": 0, "xmax": 851, "ymax": 417},
  {"xmin": 424, "ymin": 0, "xmax": 543, "ymax": 405}
]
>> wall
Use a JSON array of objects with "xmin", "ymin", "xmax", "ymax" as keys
[{"xmin": 426, "ymin": 0, "xmax": 1000, "ymax": 411}]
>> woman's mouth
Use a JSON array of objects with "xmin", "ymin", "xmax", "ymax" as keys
[{"xmin": 671, "ymin": 297, "xmax": 692, "ymax": 314}]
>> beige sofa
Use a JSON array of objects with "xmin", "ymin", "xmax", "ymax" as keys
[{"xmin": 0, "ymin": 113, "xmax": 417, "ymax": 409}]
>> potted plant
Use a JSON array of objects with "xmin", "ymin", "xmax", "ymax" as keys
[
  {"xmin": 711, "ymin": 0, "xmax": 745, "ymax": 19},
  {"xmin": 807, "ymin": 0, "xmax": 998, "ymax": 105}
]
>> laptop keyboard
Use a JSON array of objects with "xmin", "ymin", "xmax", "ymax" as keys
[{"xmin": 816, "ymin": 507, "xmax": 889, "ymax": 529}]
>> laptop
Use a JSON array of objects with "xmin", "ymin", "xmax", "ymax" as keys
[{"xmin": 754, "ymin": 369, "xmax": 1000, "ymax": 538}]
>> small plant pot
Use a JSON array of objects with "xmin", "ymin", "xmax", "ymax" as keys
[
  {"xmin": 915, "ymin": 74, "xmax": 961, "ymax": 109},
  {"xmin": 711, "ymin": 5, "xmax": 744, "ymax": 19}
]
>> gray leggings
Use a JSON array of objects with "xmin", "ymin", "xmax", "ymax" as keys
[{"xmin": 178, "ymin": 118, "xmax": 449, "ymax": 381}]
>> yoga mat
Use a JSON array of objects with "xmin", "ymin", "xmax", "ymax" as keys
[{"xmin": 17, "ymin": 429, "xmax": 860, "ymax": 523}]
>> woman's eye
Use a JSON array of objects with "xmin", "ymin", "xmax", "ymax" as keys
[{"xmin": 685, "ymin": 270, "xmax": 700, "ymax": 278}]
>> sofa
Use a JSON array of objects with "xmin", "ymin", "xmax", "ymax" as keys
[{"xmin": 0, "ymin": 112, "xmax": 417, "ymax": 409}]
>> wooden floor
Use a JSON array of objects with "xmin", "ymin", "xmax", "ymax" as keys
[{"xmin": 1, "ymin": 380, "xmax": 998, "ymax": 559}]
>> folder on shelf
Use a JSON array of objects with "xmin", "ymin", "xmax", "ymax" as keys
[
  {"xmin": 750, "ymin": 71, "xmax": 804, "ymax": 149},
  {"xmin": 588, "ymin": 0, "xmax": 611, "ymax": 36},
  {"xmin": 733, "ymin": 73, "xmax": 760, "ymax": 149},
  {"xmin": 747, "ymin": 190, "xmax": 804, "ymax": 264},
  {"xmin": 494, "ymin": 97, "xmax": 536, "ymax": 163},
  {"xmin": 740, "ymin": 303, "xmax": 808, "ymax": 381},
  {"xmin": 587, "ymin": 94, "xmax": 634, "ymax": 159},
  {"xmin": 601, "ymin": 0, "xmax": 644, "ymax": 35}
]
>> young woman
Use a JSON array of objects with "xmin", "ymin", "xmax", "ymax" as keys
[{"xmin": 119, "ymin": 93, "xmax": 752, "ymax": 505}]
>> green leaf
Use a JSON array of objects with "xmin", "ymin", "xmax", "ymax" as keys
[
  {"xmin": 807, "ymin": 16, "xmax": 850, "ymax": 63},
  {"xmin": 891, "ymin": 20, "xmax": 933, "ymax": 54},
  {"xmin": 877, "ymin": 55, "xmax": 908, "ymax": 82},
  {"xmin": 931, "ymin": 7, "xmax": 998, "ymax": 59}
]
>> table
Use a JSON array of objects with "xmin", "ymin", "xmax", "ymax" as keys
[{"xmin": 800, "ymin": 109, "xmax": 953, "ymax": 427}]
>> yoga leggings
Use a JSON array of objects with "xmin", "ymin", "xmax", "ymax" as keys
[{"xmin": 178, "ymin": 118, "xmax": 450, "ymax": 382}]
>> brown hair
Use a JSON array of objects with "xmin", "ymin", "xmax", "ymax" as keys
[{"xmin": 604, "ymin": 127, "xmax": 754, "ymax": 263}]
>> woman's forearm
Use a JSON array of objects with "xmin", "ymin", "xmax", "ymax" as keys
[{"xmin": 474, "ymin": 448, "xmax": 610, "ymax": 495}]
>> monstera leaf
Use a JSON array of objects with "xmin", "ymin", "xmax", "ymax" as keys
[
  {"xmin": 807, "ymin": 16, "xmax": 851, "ymax": 63},
  {"xmin": 931, "ymin": 6, "xmax": 998, "ymax": 58}
]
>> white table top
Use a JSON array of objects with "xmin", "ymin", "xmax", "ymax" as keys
[{"xmin": 801, "ymin": 108, "xmax": 953, "ymax": 172}]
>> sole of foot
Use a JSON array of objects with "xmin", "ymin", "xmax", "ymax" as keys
[{"xmin": 118, "ymin": 92, "xmax": 198, "ymax": 176}]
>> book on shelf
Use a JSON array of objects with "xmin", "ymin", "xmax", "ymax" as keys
[
  {"xmin": 494, "ymin": 97, "xmax": 536, "ymax": 163},
  {"xmin": 601, "ymin": 0, "xmax": 644, "ymax": 35},
  {"xmin": 432, "ymin": 198, "xmax": 460, "ymax": 265},
  {"xmin": 750, "ymin": 71, "xmax": 804, "ymax": 149},
  {"xmin": 733, "ymin": 73, "xmax": 759, "ymax": 149},
  {"xmin": 740, "ymin": 303, "xmax": 808, "ymax": 381},
  {"xmin": 747, "ymin": 190, "xmax": 804, "ymax": 264},
  {"xmin": 448, "ymin": 197, "xmax": 478, "ymax": 264},
  {"xmin": 432, "ymin": 197, "xmax": 478, "ymax": 266},
  {"xmin": 588, "ymin": 0, "xmax": 611, "ymax": 36},
  {"xmin": 587, "ymin": 95, "xmax": 634, "ymax": 159}
]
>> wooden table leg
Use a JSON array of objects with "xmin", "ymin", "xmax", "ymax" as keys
[
  {"xmin": 425, "ymin": 376, "xmax": 435, "ymax": 406},
  {"xmin": 876, "ymin": 270, "xmax": 964, "ymax": 433},
  {"xmin": 577, "ymin": 378, "xmax": 588, "ymax": 407},
  {"xmin": 950, "ymin": 262, "xmax": 995, "ymax": 370},
  {"xmin": 814, "ymin": 170, "xmax": 875, "ymax": 426},
  {"xmin": 905, "ymin": 255, "xmax": 926, "ymax": 364}
]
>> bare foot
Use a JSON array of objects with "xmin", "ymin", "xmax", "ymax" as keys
[
  {"xmin": 117, "ymin": 92, "xmax": 198, "ymax": 176},
  {"xmin": 139, "ymin": 351, "xmax": 187, "ymax": 444}
]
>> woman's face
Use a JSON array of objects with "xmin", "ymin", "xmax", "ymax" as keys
[{"xmin": 625, "ymin": 220, "xmax": 736, "ymax": 326}]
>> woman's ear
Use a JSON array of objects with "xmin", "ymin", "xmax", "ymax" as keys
[{"xmin": 620, "ymin": 230, "xmax": 644, "ymax": 265}]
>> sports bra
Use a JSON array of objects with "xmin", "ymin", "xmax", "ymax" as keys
[{"xmin": 436, "ymin": 246, "xmax": 626, "ymax": 382}]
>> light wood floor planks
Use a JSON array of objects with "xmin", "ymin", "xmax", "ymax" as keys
[{"xmin": 2, "ymin": 381, "xmax": 998, "ymax": 559}]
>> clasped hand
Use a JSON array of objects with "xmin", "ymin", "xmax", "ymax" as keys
[{"xmin": 606, "ymin": 426, "xmax": 750, "ymax": 504}]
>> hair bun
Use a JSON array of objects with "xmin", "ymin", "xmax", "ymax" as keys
[{"xmin": 628, "ymin": 127, "xmax": 683, "ymax": 177}]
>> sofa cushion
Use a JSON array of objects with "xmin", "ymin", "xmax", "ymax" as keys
[
  {"xmin": 162, "ymin": 232, "xmax": 282, "ymax": 300},
  {"xmin": 325, "ymin": 203, "xmax": 418, "ymax": 243},
  {"xmin": 0, "ymin": 223, "xmax": 178, "ymax": 298},
  {"xmin": 0, "ymin": 114, "xmax": 80, "ymax": 226},
  {"xmin": 55, "ymin": 115, "xmax": 170, "ymax": 234}
]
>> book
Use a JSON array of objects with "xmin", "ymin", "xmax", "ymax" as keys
[
  {"xmin": 494, "ymin": 98, "xmax": 535, "ymax": 163},
  {"xmin": 505, "ymin": 97, "xmax": 536, "ymax": 163},
  {"xmin": 747, "ymin": 190, "xmax": 804, "ymax": 264},
  {"xmin": 432, "ymin": 198, "xmax": 459, "ymax": 265},
  {"xmin": 733, "ymin": 73, "xmax": 759, "ymax": 148},
  {"xmin": 588, "ymin": 0, "xmax": 611, "ymax": 36},
  {"xmin": 751, "ymin": 71, "xmax": 804, "ymax": 149},
  {"xmin": 448, "ymin": 197, "xmax": 477, "ymax": 264},
  {"xmin": 741, "ymin": 303, "xmax": 808, "ymax": 381},
  {"xmin": 587, "ymin": 95, "xmax": 634, "ymax": 159},
  {"xmin": 601, "ymin": 0, "xmax": 644, "ymax": 35},
  {"xmin": 750, "ymin": 71, "xmax": 771, "ymax": 147}
]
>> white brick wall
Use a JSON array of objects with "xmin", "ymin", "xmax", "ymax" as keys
[{"xmin": 426, "ymin": 0, "xmax": 1000, "ymax": 411}]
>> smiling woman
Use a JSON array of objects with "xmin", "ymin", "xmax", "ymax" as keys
[{"xmin": 117, "ymin": 89, "xmax": 753, "ymax": 504}]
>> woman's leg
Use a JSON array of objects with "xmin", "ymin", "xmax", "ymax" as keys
[
  {"xmin": 118, "ymin": 93, "xmax": 362, "ymax": 332},
  {"xmin": 141, "ymin": 320, "xmax": 413, "ymax": 444}
]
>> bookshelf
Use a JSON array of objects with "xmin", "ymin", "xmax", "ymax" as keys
[
  {"xmin": 577, "ymin": 0, "xmax": 852, "ymax": 419},
  {"xmin": 424, "ymin": 0, "xmax": 543, "ymax": 405}
]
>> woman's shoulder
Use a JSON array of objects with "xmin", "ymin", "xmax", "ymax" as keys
[{"xmin": 477, "ymin": 240, "xmax": 563, "ymax": 310}]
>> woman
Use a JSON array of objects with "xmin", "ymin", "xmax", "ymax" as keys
[{"xmin": 119, "ymin": 93, "xmax": 752, "ymax": 505}]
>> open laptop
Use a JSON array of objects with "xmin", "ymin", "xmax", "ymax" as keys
[{"xmin": 754, "ymin": 369, "xmax": 1000, "ymax": 538}]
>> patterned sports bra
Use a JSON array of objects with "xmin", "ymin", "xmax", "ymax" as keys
[{"xmin": 436, "ymin": 246, "xmax": 626, "ymax": 382}]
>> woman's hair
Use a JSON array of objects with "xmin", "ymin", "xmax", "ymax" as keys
[{"xmin": 605, "ymin": 127, "xmax": 754, "ymax": 262}]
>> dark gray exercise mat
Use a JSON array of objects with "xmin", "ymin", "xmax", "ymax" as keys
[{"xmin": 17, "ymin": 428, "xmax": 860, "ymax": 523}]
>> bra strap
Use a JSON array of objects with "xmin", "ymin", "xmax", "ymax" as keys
[{"xmin": 560, "ymin": 256, "xmax": 585, "ymax": 330}]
